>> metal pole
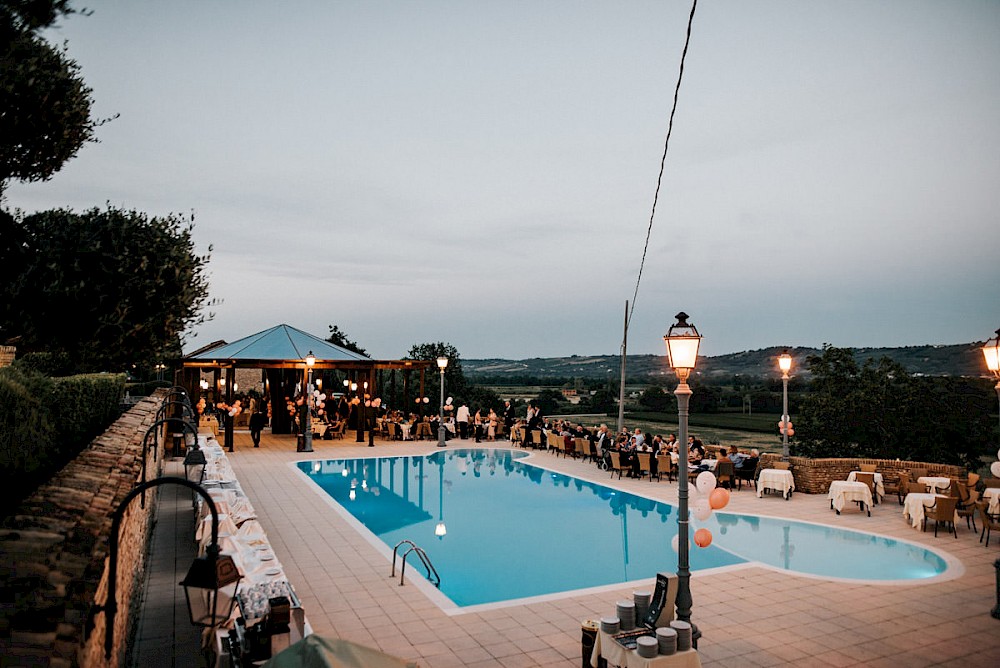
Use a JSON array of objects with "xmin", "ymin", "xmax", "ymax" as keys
[
  {"xmin": 674, "ymin": 377, "xmax": 693, "ymax": 624},
  {"xmin": 438, "ymin": 368, "xmax": 447, "ymax": 447},
  {"xmin": 781, "ymin": 371, "xmax": 789, "ymax": 461},
  {"xmin": 617, "ymin": 300, "xmax": 628, "ymax": 434},
  {"xmin": 302, "ymin": 367, "xmax": 314, "ymax": 453}
]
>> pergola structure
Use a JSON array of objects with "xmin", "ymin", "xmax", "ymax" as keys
[{"xmin": 178, "ymin": 324, "xmax": 432, "ymax": 449}]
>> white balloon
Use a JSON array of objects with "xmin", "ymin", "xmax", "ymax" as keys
[
  {"xmin": 693, "ymin": 498, "xmax": 712, "ymax": 521},
  {"xmin": 991, "ymin": 461, "xmax": 1000, "ymax": 478},
  {"xmin": 320, "ymin": 393, "xmax": 327, "ymax": 401},
  {"xmin": 671, "ymin": 534, "xmax": 679, "ymax": 553},
  {"xmin": 696, "ymin": 471, "xmax": 717, "ymax": 494},
  {"xmin": 996, "ymin": 448, "xmax": 1000, "ymax": 461}
]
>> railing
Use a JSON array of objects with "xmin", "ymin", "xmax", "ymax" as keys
[{"xmin": 390, "ymin": 540, "xmax": 440, "ymax": 588}]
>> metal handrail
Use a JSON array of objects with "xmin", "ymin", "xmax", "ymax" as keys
[{"xmin": 391, "ymin": 540, "xmax": 440, "ymax": 588}]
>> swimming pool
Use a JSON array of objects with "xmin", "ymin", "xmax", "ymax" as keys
[{"xmin": 295, "ymin": 449, "xmax": 949, "ymax": 607}]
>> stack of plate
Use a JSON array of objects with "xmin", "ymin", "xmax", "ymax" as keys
[
  {"xmin": 615, "ymin": 600, "xmax": 636, "ymax": 630},
  {"xmin": 636, "ymin": 635, "xmax": 659, "ymax": 659},
  {"xmin": 600, "ymin": 617, "xmax": 620, "ymax": 635},
  {"xmin": 655, "ymin": 627, "xmax": 677, "ymax": 655},
  {"xmin": 632, "ymin": 590, "xmax": 651, "ymax": 624},
  {"xmin": 670, "ymin": 620, "xmax": 692, "ymax": 651}
]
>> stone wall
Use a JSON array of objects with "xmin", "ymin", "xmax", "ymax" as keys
[
  {"xmin": 757, "ymin": 453, "xmax": 965, "ymax": 495},
  {"xmin": 0, "ymin": 392, "xmax": 165, "ymax": 667}
]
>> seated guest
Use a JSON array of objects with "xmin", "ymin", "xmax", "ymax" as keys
[{"xmin": 727, "ymin": 444, "xmax": 748, "ymax": 469}]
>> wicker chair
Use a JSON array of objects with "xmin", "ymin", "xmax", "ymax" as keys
[
  {"xmin": 609, "ymin": 452, "xmax": 626, "ymax": 480},
  {"xmin": 957, "ymin": 489, "xmax": 980, "ymax": 533},
  {"xmin": 859, "ymin": 463, "xmax": 878, "ymax": 473},
  {"xmin": 976, "ymin": 501, "xmax": 1000, "ymax": 547},
  {"xmin": 854, "ymin": 471, "xmax": 879, "ymax": 505},
  {"xmin": 923, "ymin": 496, "xmax": 958, "ymax": 538},
  {"xmin": 714, "ymin": 459, "xmax": 735, "ymax": 490},
  {"xmin": 735, "ymin": 457, "xmax": 759, "ymax": 491}
]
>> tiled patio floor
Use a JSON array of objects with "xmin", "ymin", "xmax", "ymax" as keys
[{"xmin": 139, "ymin": 431, "xmax": 1000, "ymax": 666}]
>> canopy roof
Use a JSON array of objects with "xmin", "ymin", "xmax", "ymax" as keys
[{"xmin": 182, "ymin": 324, "xmax": 430, "ymax": 371}]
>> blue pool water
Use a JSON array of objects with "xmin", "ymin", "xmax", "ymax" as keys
[{"xmin": 296, "ymin": 449, "xmax": 948, "ymax": 607}]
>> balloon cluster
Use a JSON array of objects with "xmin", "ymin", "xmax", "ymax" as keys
[
  {"xmin": 444, "ymin": 396, "xmax": 454, "ymax": 411},
  {"xmin": 217, "ymin": 400, "xmax": 242, "ymax": 418},
  {"xmin": 312, "ymin": 390, "xmax": 328, "ymax": 416},
  {"xmin": 671, "ymin": 470, "xmax": 731, "ymax": 552},
  {"xmin": 778, "ymin": 418, "xmax": 795, "ymax": 438},
  {"xmin": 196, "ymin": 397, "xmax": 206, "ymax": 415}
]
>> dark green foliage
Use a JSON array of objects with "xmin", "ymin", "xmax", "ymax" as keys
[
  {"xmin": 639, "ymin": 385, "xmax": 673, "ymax": 412},
  {"xmin": 11, "ymin": 351, "xmax": 73, "ymax": 376},
  {"xmin": 589, "ymin": 388, "xmax": 617, "ymax": 413},
  {"xmin": 533, "ymin": 389, "xmax": 562, "ymax": 417},
  {"xmin": 796, "ymin": 345, "xmax": 992, "ymax": 468},
  {"xmin": 326, "ymin": 324, "xmax": 367, "ymax": 356},
  {"xmin": 0, "ymin": 365, "xmax": 124, "ymax": 514},
  {"xmin": 0, "ymin": 206, "xmax": 212, "ymax": 371}
]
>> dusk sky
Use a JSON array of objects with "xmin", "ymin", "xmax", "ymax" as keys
[{"xmin": 7, "ymin": 1, "xmax": 999, "ymax": 360}]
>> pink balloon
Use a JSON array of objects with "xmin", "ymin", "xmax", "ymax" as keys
[
  {"xmin": 694, "ymin": 528, "xmax": 712, "ymax": 548},
  {"xmin": 709, "ymin": 487, "xmax": 731, "ymax": 510}
]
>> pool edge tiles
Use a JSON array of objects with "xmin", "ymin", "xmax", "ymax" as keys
[{"xmin": 289, "ymin": 449, "xmax": 956, "ymax": 612}]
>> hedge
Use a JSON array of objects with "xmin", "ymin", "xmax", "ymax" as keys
[{"xmin": 0, "ymin": 366, "xmax": 125, "ymax": 513}]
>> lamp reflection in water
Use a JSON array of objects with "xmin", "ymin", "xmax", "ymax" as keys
[
  {"xmin": 780, "ymin": 525, "xmax": 795, "ymax": 570},
  {"xmin": 435, "ymin": 456, "xmax": 447, "ymax": 538}
]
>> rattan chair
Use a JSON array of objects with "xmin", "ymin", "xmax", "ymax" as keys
[
  {"xmin": 923, "ymin": 496, "xmax": 959, "ymax": 538},
  {"xmin": 609, "ymin": 452, "xmax": 626, "ymax": 480},
  {"xmin": 859, "ymin": 463, "xmax": 878, "ymax": 473},
  {"xmin": 976, "ymin": 501, "xmax": 1000, "ymax": 547},
  {"xmin": 853, "ymin": 471, "xmax": 879, "ymax": 505},
  {"xmin": 714, "ymin": 460, "xmax": 735, "ymax": 490},
  {"xmin": 735, "ymin": 457, "xmax": 759, "ymax": 491},
  {"xmin": 635, "ymin": 453, "xmax": 652, "ymax": 480},
  {"xmin": 957, "ymin": 489, "xmax": 980, "ymax": 533}
]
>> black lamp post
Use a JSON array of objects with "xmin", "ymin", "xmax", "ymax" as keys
[
  {"xmin": 437, "ymin": 356, "xmax": 448, "ymax": 447},
  {"xmin": 353, "ymin": 382, "xmax": 364, "ymax": 443},
  {"xmin": 663, "ymin": 311, "xmax": 701, "ymax": 625},
  {"xmin": 98, "ymin": 476, "xmax": 242, "ymax": 659},
  {"xmin": 302, "ymin": 352, "xmax": 316, "ymax": 453},
  {"xmin": 981, "ymin": 329, "xmax": 1000, "ymax": 621}
]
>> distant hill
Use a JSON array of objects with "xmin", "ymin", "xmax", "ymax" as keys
[{"xmin": 464, "ymin": 343, "xmax": 988, "ymax": 381}]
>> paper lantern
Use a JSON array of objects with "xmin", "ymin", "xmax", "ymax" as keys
[
  {"xmin": 694, "ymin": 528, "xmax": 712, "ymax": 548},
  {"xmin": 696, "ymin": 471, "xmax": 716, "ymax": 494},
  {"xmin": 692, "ymin": 498, "xmax": 712, "ymax": 521},
  {"xmin": 709, "ymin": 487, "xmax": 730, "ymax": 510}
]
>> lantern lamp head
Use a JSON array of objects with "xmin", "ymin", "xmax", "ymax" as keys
[
  {"xmin": 437, "ymin": 356, "xmax": 449, "ymax": 370},
  {"xmin": 663, "ymin": 312, "xmax": 702, "ymax": 382},
  {"xmin": 305, "ymin": 352, "xmax": 316, "ymax": 367},
  {"xmin": 778, "ymin": 351, "xmax": 792, "ymax": 374},
  {"xmin": 983, "ymin": 328, "xmax": 1000, "ymax": 376}
]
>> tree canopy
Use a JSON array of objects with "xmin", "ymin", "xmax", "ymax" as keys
[
  {"xmin": 796, "ymin": 344, "xmax": 992, "ymax": 468},
  {"xmin": 325, "ymin": 324, "xmax": 367, "ymax": 356},
  {"xmin": 0, "ymin": 1, "xmax": 108, "ymax": 196},
  {"xmin": 0, "ymin": 205, "xmax": 213, "ymax": 372}
]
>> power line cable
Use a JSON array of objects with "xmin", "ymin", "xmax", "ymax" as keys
[{"xmin": 627, "ymin": 0, "xmax": 699, "ymax": 329}]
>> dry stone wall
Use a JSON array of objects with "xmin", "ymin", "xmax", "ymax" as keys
[{"xmin": 0, "ymin": 392, "xmax": 165, "ymax": 667}]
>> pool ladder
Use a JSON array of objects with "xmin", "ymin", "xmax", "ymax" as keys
[{"xmin": 391, "ymin": 540, "xmax": 440, "ymax": 588}]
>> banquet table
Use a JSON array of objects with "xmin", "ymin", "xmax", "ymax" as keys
[
  {"xmin": 198, "ymin": 416, "xmax": 219, "ymax": 436},
  {"xmin": 591, "ymin": 631, "xmax": 702, "ymax": 668},
  {"xmin": 846, "ymin": 471, "xmax": 884, "ymax": 499},
  {"xmin": 757, "ymin": 469, "xmax": 795, "ymax": 499},
  {"xmin": 983, "ymin": 487, "xmax": 1000, "ymax": 515},
  {"xmin": 828, "ymin": 480, "xmax": 873, "ymax": 515},
  {"xmin": 916, "ymin": 476, "xmax": 952, "ymax": 493},
  {"xmin": 902, "ymin": 492, "xmax": 946, "ymax": 529}
]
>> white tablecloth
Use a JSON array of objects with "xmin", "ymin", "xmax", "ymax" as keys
[
  {"xmin": 917, "ymin": 476, "xmax": 952, "ymax": 493},
  {"xmin": 983, "ymin": 488, "xmax": 1000, "ymax": 514},
  {"xmin": 902, "ymin": 492, "xmax": 945, "ymax": 529},
  {"xmin": 846, "ymin": 471, "xmax": 884, "ymax": 499},
  {"xmin": 199, "ymin": 416, "xmax": 219, "ymax": 436},
  {"xmin": 828, "ymin": 481, "xmax": 873, "ymax": 514},
  {"xmin": 591, "ymin": 631, "xmax": 702, "ymax": 668},
  {"xmin": 757, "ymin": 469, "xmax": 795, "ymax": 499}
]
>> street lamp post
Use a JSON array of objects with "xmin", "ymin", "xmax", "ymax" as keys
[
  {"xmin": 778, "ymin": 351, "xmax": 792, "ymax": 461},
  {"xmin": 982, "ymin": 328, "xmax": 1000, "ymax": 621},
  {"xmin": 352, "ymin": 382, "xmax": 364, "ymax": 443},
  {"xmin": 301, "ymin": 352, "xmax": 315, "ymax": 453},
  {"xmin": 663, "ymin": 311, "xmax": 701, "ymax": 626},
  {"xmin": 437, "ymin": 356, "xmax": 449, "ymax": 447},
  {"xmin": 365, "ymin": 381, "xmax": 375, "ymax": 447}
]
